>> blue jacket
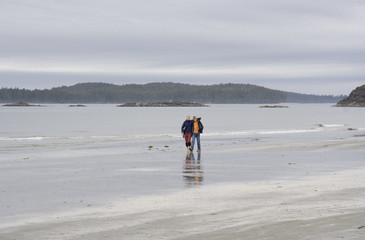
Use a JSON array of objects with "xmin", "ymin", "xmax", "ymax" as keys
[
  {"xmin": 181, "ymin": 118, "xmax": 201, "ymax": 133},
  {"xmin": 181, "ymin": 120, "xmax": 193, "ymax": 133}
]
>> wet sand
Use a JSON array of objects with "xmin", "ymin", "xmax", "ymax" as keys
[
  {"xmin": 1, "ymin": 135, "xmax": 365, "ymax": 239},
  {"xmin": 1, "ymin": 169, "xmax": 364, "ymax": 240}
]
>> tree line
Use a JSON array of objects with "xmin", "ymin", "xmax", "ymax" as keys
[{"xmin": 0, "ymin": 82, "xmax": 345, "ymax": 104}]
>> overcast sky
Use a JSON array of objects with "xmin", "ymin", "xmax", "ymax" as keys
[{"xmin": 1, "ymin": 0, "xmax": 364, "ymax": 95}]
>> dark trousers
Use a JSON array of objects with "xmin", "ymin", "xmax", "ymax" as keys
[{"xmin": 184, "ymin": 132, "xmax": 192, "ymax": 147}]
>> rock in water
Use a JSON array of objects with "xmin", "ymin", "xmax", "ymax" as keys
[
  {"xmin": 68, "ymin": 104, "xmax": 87, "ymax": 107},
  {"xmin": 335, "ymin": 85, "xmax": 365, "ymax": 107},
  {"xmin": 2, "ymin": 102, "xmax": 42, "ymax": 107},
  {"xmin": 117, "ymin": 101, "xmax": 209, "ymax": 107},
  {"xmin": 259, "ymin": 105, "xmax": 289, "ymax": 108}
]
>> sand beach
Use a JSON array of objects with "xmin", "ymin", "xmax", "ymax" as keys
[
  {"xmin": 1, "ymin": 134, "xmax": 365, "ymax": 239},
  {"xmin": 1, "ymin": 104, "xmax": 365, "ymax": 239}
]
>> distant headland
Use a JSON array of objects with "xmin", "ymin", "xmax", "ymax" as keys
[
  {"xmin": 0, "ymin": 82, "xmax": 345, "ymax": 104},
  {"xmin": 334, "ymin": 85, "xmax": 365, "ymax": 107}
]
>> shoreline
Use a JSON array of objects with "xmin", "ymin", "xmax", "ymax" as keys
[{"xmin": 1, "ymin": 129, "xmax": 365, "ymax": 239}]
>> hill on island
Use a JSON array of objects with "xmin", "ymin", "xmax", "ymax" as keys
[
  {"xmin": 0, "ymin": 82, "xmax": 345, "ymax": 104},
  {"xmin": 335, "ymin": 84, "xmax": 365, "ymax": 107}
]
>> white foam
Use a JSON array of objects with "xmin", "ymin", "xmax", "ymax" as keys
[
  {"xmin": 322, "ymin": 124, "xmax": 345, "ymax": 128},
  {"xmin": 0, "ymin": 136, "xmax": 50, "ymax": 141},
  {"xmin": 204, "ymin": 128, "xmax": 322, "ymax": 137}
]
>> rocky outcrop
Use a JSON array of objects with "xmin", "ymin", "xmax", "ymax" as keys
[
  {"xmin": 2, "ymin": 102, "xmax": 42, "ymax": 107},
  {"xmin": 117, "ymin": 101, "xmax": 209, "ymax": 107},
  {"xmin": 335, "ymin": 85, "xmax": 365, "ymax": 107},
  {"xmin": 259, "ymin": 105, "xmax": 289, "ymax": 108},
  {"xmin": 68, "ymin": 104, "xmax": 87, "ymax": 107}
]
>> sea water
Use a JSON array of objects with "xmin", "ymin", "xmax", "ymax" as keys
[
  {"xmin": 1, "ymin": 104, "xmax": 365, "ymax": 225},
  {"xmin": 1, "ymin": 104, "xmax": 364, "ymax": 154}
]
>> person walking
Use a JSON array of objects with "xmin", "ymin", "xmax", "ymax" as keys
[
  {"xmin": 181, "ymin": 115, "xmax": 193, "ymax": 151},
  {"xmin": 191, "ymin": 116, "xmax": 203, "ymax": 152}
]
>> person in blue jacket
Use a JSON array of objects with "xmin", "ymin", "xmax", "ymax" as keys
[{"xmin": 181, "ymin": 115, "xmax": 193, "ymax": 151}]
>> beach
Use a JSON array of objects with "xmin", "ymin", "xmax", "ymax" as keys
[{"xmin": 1, "ymin": 104, "xmax": 365, "ymax": 239}]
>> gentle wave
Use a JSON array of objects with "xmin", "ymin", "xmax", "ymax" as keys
[
  {"xmin": 0, "ymin": 124, "xmax": 352, "ymax": 142},
  {"xmin": 0, "ymin": 136, "xmax": 84, "ymax": 141},
  {"xmin": 0, "ymin": 136, "xmax": 53, "ymax": 141},
  {"xmin": 321, "ymin": 124, "xmax": 345, "ymax": 128},
  {"xmin": 0, "ymin": 127, "xmax": 336, "ymax": 142},
  {"xmin": 0, "ymin": 134, "xmax": 177, "ymax": 142},
  {"xmin": 204, "ymin": 128, "xmax": 322, "ymax": 137}
]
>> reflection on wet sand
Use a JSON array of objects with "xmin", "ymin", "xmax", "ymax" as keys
[{"xmin": 183, "ymin": 152, "xmax": 203, "ymax": 186}]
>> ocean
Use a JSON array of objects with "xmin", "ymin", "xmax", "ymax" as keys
[
  {"xmin": 1, "ymin": 103, "xmax": 364, "ymax": 152},
  {"xmin": 1, "ymin": 103, "xmax": 365, "ymax": 226}
]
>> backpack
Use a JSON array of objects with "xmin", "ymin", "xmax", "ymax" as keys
[{"xmin": 198, "ymin": 121, "xmax": 204, "ymax": 133}]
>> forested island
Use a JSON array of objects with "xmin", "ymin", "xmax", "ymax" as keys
[{"xmin": 0, "ymin": 82, "xmax": 345, "ymax": 104}]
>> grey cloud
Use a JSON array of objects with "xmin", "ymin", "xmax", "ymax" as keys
[{"xmin": 0, "ymin": 0, "xmax": 364, "ymax": 94}]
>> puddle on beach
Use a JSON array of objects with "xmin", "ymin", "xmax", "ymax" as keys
[{"xmin": 183, "ymin": 152, "xmax": 204, "ymax": 187}]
